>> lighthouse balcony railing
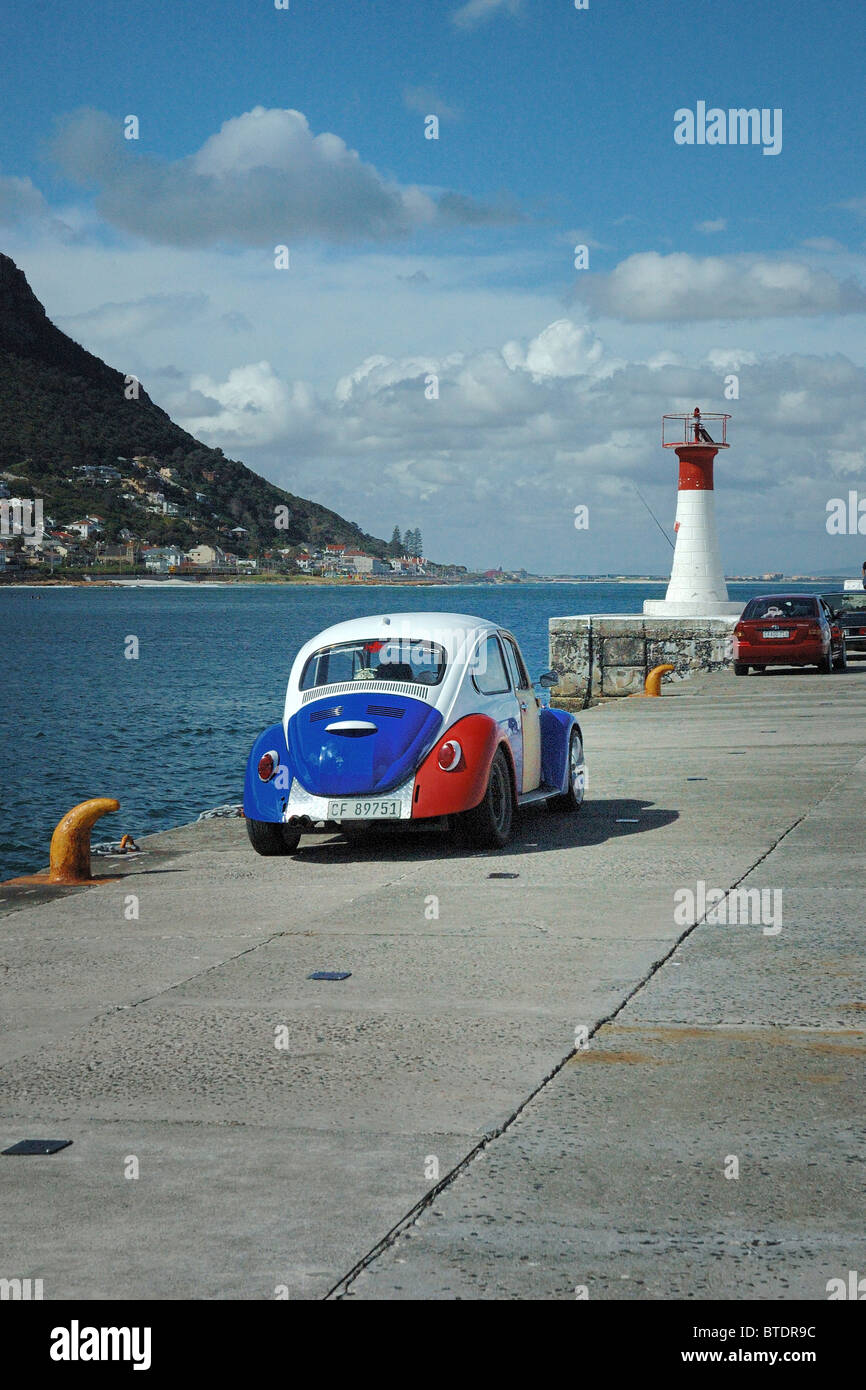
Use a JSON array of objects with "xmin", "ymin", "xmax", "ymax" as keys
[{"xmin": 662, "ymin": 413, "xmax": 730, "ymax": 449}]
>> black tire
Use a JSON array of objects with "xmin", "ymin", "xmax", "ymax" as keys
[
  {"xmin": 733, "ymin": 662, "xmax": 749, "ymax": 676},
  {"xmin": 817, "ymin": 651, "xmax": 833, "ymax": 674},
  {"xmin": 456, "ymin": 748, "xmax": 513, "ymax": 849},
  {"xmin": 833, "ymin": 644, "xmax": 848, "ymax": 671},
  {"xmin": 246, "ymin": 818, "xmax": 302, "ymax": 856},
  {"xmin": 549, "ymin": 728, "xmax": 586, "ymax": 813}
]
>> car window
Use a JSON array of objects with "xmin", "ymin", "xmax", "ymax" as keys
[
  {"xmin": 823, "ymin": 592, "xmax": 866, "ymax": 612},
  {"xmin": 502, "ymin": 635, "xmax": 530, "ymax": 690},
  {"xmin": 742, "ymin": 597, "xmax": 819, "ymax": 620},
  {"xmin": 301, "ymin": 638, "xmax": 447, "ymax": 689},
  {"xmin": 471, "ymin": 635, "xmax": 511, "ymax": 696}
]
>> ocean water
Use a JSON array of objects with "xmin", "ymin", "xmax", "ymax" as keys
[{"xmin": 0, "ymin": 580, "xmax": 829, "ymax": 879}]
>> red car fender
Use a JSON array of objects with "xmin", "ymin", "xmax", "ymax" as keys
[{"xmin": 412, "ymin": 714, "xmax": 511, "ymax": 818}]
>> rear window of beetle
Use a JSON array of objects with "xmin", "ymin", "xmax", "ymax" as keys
[{"xmin": 300, "ymin": 638, "xmax": 447, "ymax": 689}]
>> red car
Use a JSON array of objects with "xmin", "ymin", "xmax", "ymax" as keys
[{"xmin": 733, "ymin": 594, "xmax": 846, "ymax": 675}]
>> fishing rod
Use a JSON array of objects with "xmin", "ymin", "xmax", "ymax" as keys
[{"xmin": 633, "ymin": 483, "xmax": 675, "ymax": 550}]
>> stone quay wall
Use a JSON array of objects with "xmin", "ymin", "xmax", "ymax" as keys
[{"xmin": 549, "ymin": 614, "xmax": 739, "ymax": 702}]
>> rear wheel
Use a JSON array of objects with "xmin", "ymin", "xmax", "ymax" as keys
[
  {"xmin": 817, "ymin": 651, "xmax": 833, "ymax": 674},
  {"xmin": 549, "ymin": 728, "xmax": 586, "ymax": 813},
  {"xmin": 833, "ymin": 644, "xmax": 848, "ymax": 671},
  {"xmin": 456, "ymin": 748, "xmax": 513, "ymax": 849},
  {"xmin": 246, "ymin": 818, "xmax": 302, "ymax": 856},
  {"xmin": 733, "ymin": 662, "xmax": 749, "ymax": 676}
]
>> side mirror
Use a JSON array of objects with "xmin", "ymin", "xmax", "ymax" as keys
[{"xmin": 536, "ymin": 669, "xmax": 559, "ymax": 689}]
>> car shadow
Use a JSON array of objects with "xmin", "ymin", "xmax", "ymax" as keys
[
  {"xmin": 293, "ymin": 797, "xmax": 678, "ymax": 863},
  {"xmin": 744, "ymin": 664, "xmax": 866, "ymax": 677}
]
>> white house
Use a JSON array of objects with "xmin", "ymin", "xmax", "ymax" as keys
[
  {"xmin": 186, "ymin": 544, "xmax": 228, "ymax": 569},
  {"xmin": 68, "ymin": 516, "xmax": 104, "ymax": 540},
  {"xmin": 144, "ymin": 545, "xmax": 185, "ymax": 572}
]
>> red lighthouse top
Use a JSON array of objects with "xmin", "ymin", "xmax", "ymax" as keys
[{"xmin": 662, "ymin": 408, "xmax": 730, "ymax": 449}]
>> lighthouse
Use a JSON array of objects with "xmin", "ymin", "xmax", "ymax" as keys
[{"xmin": 643, "ymin": 408, "xmax": 743, "ymax": 618}]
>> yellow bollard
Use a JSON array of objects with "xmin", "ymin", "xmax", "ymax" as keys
[
  {"xmin": 643, "ymin": 663, "xmax": 675, "ymax": 697},
  {"xmin": 48, "ymin": 798, "xmax": 120, "ymax": 884}
]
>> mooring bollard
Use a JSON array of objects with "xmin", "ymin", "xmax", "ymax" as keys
[
  {"xmin": 643, "ymin": 664, "xmax": 675, "ymax": 697},
  {"xmin": 48, "ymin": 798, "xmax": 120, "ymax": 884}
]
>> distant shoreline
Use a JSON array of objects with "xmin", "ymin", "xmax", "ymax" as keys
[{"xmin": 0, "ymin": 575, "xmax": 842, "ymax": 591}]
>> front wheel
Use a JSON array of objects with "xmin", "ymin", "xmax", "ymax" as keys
[
  {"xmin": 549, "ymin": 728, "xmax": 586, "ymax": 813},
  {"xmin": 456, "ymin": 748, "xmax": 513, "ymax": 849},
  {"xmin": 246, "ymin": 818, "xmax": 302, "ymax": 856}
]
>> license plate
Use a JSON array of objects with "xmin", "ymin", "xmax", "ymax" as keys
[
  {"xmin": 327, "ymin": 799, "xmax": 401, "ymax": 819},
  {"xmin": 762, "ymin": 629, "xmax": 789, "ymax": 639}
]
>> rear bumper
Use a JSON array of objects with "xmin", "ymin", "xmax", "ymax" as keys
[
  {"xmin": 734, "ymin": 640, "xmax": 825, "ymax": 665},
  {"xmin": 283, "ymin": 775, "xmax": 416, "ymax": 825}
]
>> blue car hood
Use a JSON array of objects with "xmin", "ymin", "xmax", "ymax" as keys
[{"xmin": 287, "ymin": 690, "xmax": 442, "ymax": 796}]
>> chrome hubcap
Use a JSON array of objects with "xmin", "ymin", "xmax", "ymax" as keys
[
  {"xmin": 491, "ymin": 764, "xmax": 508, "ymax": 830},
  {"xmin": 570, "ymin": 737, "xmax": 585, "ymax": 800}
]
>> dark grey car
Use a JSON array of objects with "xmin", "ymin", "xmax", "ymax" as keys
[{"xmin": 822, "ymin": 591, "xmax": 866, "ymax": 657}]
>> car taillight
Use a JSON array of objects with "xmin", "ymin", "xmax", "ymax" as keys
[
  {"xmin": 258, "ymin": 752, "xmax": 277, "ymax": 781},
  {"xmin": 807, "ymin": 624, "xmax": 822, "ymax": 638},
  {"xmin": 734, "ymin": 624, "xmax": 746, "ymax": 639},
  {"xmin": 438, "ymin": 739, "xmax": 462, "ymax": 771}
]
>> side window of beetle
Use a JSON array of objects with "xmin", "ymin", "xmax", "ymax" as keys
[
  {"xmin": 472, "ymin": 636, "xmax": 511, "ymax": 696},
  {"xmin": 503, "ymin": 636, "xmax": 530, "ymax": 690}
]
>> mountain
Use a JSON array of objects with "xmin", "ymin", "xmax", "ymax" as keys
[{"xmin": 0, "ymin": 252, "xmax": 389, "ymax": 557}]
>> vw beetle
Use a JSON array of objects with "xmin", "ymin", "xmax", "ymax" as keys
[{"xmin": 244, "ymin": 612, "xmax": 585, "ymax": 852}]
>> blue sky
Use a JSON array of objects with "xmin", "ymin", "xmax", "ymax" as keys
[{"xmin": 2, "ymin": 0, "xmax": 866, "ymax": 573}]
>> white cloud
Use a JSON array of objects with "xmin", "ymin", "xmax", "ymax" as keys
[
  {"xmin": 703, "ymin": 348, "xmax": 758, "ymax": 371},
  {"xmin": 0, "ymin": 172, "xmax": 49, "ymax": 225},
  {"xmin": 838, "ymin": 195, "xmax": 866, "ymax": 219},
  {"xmin": 452, "ymin": 0, "xmax": 522, "ymax": 29},
  {"xmin": 172, "ymin": 361, "xmax": 304, "ymax": 446},
  {"xmin": 402, "ymin": 87, "xmax": 462, "ymax": 122},
  {"xmin": 58, "ymin": 293, "xmax": 209, "ymax": 340},
  {"xmin": 579, "ymin": 251, "xmax": 866, "ymax": 321},
  {"xmin": 695, "ymin": 219, "xmax": 727, "ymax": 234},
  {"xmin": 800, "ymin": 237, "xmax": 846, "ymax": 253},
  {"xmin": 503, "ymin": 319, "xmax": 609, "ymax": 379},
  {"xmin": 646, "ymin": 350, "xmax": 684, "ymax": 370},
  {"xmin": 48, "ymin": 105, "xmax": 515, "ymax": 246}
]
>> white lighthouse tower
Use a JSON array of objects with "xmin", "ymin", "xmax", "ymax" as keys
[{"xmin": 644, "ymin": 408, "xmax": 742, "ymax": 618}]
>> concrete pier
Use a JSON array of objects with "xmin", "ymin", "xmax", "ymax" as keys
[{"xmin": 1, "ymin": 666, "xmax": 864, "ymax": 1300}]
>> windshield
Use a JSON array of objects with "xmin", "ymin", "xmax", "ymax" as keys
[
  {"xmin": 742, "ymin": 597, "xmax": 819, "ymax": 620},
  {"xmin": 823, "ymin": 592, "xmax": 866, "ymax": 612},
  {"xmin": 300, "ymin": 638, "xmax": 447, "ymax": 689}
]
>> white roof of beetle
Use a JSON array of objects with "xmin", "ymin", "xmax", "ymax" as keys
[{"xmin": 291, "ymin": 611, "xmax": 500, "ymax": 665}]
